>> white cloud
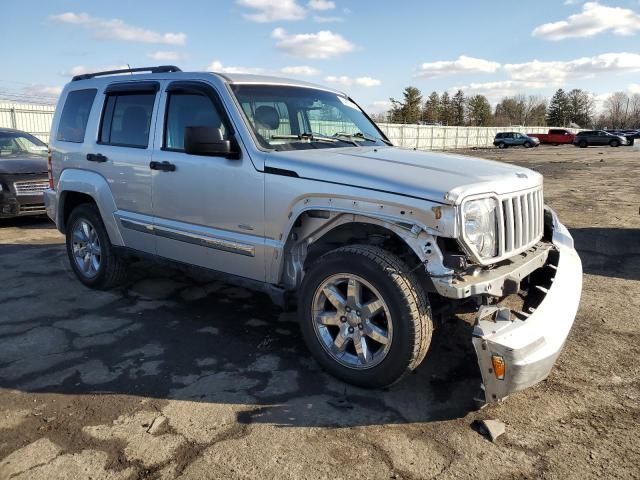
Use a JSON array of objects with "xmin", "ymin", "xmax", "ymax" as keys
[
  {"xmin": 417, "ymin": 55, "xmax": 501, "ymax": 78},
  {"xmin": 271, "ymin": 28, "xmax": 355, "ymax": 58},
  {"xmin": 64, "ymin": 65, "xmax": 129, "ymax": 77},
  {"xmin": 449, "ymin": 81, "xmax": 535, "ymax": 104},
  {"xmin": 22, "ymin": 85, "xmax": 63, "ymax": 98},
  {"xmin": 629, "ymin": 83, "xmax": 640, "ymax": 94},
  {"xmin": 325, "ymin": 75, "xmax": 381, "ymax": 87},
  {"xmin": 280, "ymin": 65, "xmax": 320, "ymax": 76},
  {"xmin": 206, "ymin": 60, "xmax": 264, "ymax": 75},
  {"xmin": 532, "ymin": 2, "xmax": 640, "ymax": 40},
  {"xmin": 505, "ymin": 52, "xmax": 640, "ymax": 85},
  {"xmin": 308, "ymin": 0, "xmax": 335, "ymax": 10},
  {"xmin": 147, "ymin": 51, "xmax": 186, "ymax": 61},
  {"xmin": 50, "ymin": 12, "xmax": 186, "ymax": 45},
  {"xmin": 237, "ymin": 0, "xmax": 306, "ymax": 22},
  {"xmin": 366, "ymin": 100, "xmax": 393, "ymax": 114}
]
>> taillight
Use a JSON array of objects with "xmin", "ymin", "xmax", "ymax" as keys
[{"xmin": 47, "ymin": 149, "xmax": 54, "ymax": 190}]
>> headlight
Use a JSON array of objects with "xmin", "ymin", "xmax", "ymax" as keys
[{"xmin": 463, "ymin": 198, "xmax": 498, "ymax": 258}]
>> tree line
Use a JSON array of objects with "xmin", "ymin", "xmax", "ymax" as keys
[{"xmin": 374, "ymin": 86, "xmax": 640, "ymax": 129}]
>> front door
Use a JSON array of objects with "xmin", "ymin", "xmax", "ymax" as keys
[{"xmin": 150, "ymin": 81, "xmax": 266, "ymax": 282}]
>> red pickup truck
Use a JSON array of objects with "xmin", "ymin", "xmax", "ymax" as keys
[{"xmin": 528, "ymin": 129, "xmax": 575, "ymax": 145}]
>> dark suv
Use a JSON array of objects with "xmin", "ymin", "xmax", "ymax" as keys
[
  {"xmin": 573, "ymin": 130, "xmax": 627, "ymax": 148},
  {"xmin": 0, "ymin": 128, "xmax": 49, "ymax": 218},
  {"xmin": 493, "ymin": 132, "xmax": 540, "ymax": 149}
]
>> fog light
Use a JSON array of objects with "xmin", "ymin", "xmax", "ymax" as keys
[{"xmin": 492, "ymin": 355, "xmax": 506, "ymax": 380}]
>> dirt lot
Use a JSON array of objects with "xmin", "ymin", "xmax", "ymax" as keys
[{"xmin": 1, "ymin": 145, "xmax": 638, "ymax": 480}]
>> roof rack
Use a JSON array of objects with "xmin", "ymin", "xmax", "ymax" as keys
[{"xmin": 72, "ymin": 65, "xmax": 182, "ymax": 82}]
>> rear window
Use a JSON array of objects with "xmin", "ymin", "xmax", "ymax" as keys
[
  {"xmin": 100, "ymin": 93, "xmax": 156, "ymax": 148},
  {"xmin": 57, "ymin": 89, "xmax": 97, "ymax": 143}
]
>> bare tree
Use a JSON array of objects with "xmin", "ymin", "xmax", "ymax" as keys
[{"xmin": 602, "ymin": 92, "xmax": 629, "ymax": 129}]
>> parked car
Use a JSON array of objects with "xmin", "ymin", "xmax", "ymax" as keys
[
  {"xmin": 0, "ymin": 128, "xmax": 49, "ymax": 218},
  {"xmin": 44, "ymin": 66, "xmax": 582, "ymax": 405},
  {"xmin": 605, "ymin": 129, "xmax": 638, "ymax": 146},
  {"xmin": 493, "ymin": 132, "xmax": 540, "ymax": 149},
  {"xmin": 527, "ymin": 129, "xmax": 575, "ymax": 145},
  {"xmin": 573, "ymin": 130, "xmax": 627, "ymax": 148}
]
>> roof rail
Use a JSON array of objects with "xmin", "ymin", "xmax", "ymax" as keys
[{"xmin": 71, "ymin": 65, "xmax": 182, "ymax": 82}]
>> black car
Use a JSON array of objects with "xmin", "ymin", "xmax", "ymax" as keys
[
  {"xmin": 572, "ymin": 130, "xmax": 627, "ymax": 148},
  {"xmin": 0, "ymin": 128, "xmax": 49, "ymax": 218}
]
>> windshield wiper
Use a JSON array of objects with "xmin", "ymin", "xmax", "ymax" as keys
[
  {"xmin": 270, "ymin": 132, "xmax": 358, "ymax": 146},
  {"xmin": 333, "ymin": 132, "xmax": 384, "ymax": 144}
]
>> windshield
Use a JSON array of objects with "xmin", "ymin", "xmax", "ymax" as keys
[
  {"xmin": 0, "ymin": 132, "xmax": 47, "ymax": 158},
  {"xmin": 231, "ymin": 84, "xmax": 389, "ymax": 151}
]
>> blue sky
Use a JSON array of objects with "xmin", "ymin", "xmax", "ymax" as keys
[{"xmin": 2, "ymin": 0, "xmax": 640, "ymax": 112}]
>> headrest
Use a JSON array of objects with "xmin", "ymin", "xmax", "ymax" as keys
[{"xmin": 254, "ymin": 105, "xmax": 280, "ymax": 130}]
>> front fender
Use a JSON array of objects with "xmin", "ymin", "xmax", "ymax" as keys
[{"xmin": 57, "ymin": 168, "xmax": 124, "ymax": 246}]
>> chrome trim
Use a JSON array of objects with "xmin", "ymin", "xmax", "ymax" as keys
[
  {"xmin": 154, "ymin": 225, "xmax": 255, "ymax": 257},
  {"xmin": 14, "ymin": 180, "xmax": 49, "ymax": 196},
  {"xmin": 119, "ymin": 217, "xmax": 154, "ymax": 234}
]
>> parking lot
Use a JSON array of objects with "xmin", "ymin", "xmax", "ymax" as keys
[{"xmin": 1, "ymin": 145, "xmax": 638, "ymax": 480}]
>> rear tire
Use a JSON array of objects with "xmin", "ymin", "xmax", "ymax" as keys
[
  {"xmin": 66, "ymin": 203, "xmax": 128, "ymax": 290},
  {"xmin": 298, "ymin": 245, "xmax": 432, "ymax": 388}
]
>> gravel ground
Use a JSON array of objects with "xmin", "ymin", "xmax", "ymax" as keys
[{"xmin": 0, "ymin": 145, "xmax": 638, "ymax": 480}]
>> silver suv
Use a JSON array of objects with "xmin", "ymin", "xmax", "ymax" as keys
[{"xmin": 44, "ymin": 66, "xmax": 582, "ymax": 404}]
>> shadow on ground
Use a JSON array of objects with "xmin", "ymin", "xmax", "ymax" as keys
[
  {"xmin": 571, "ymin": 227, "xmax": 640, "ymax": 281},
  {"xmin": 0, "ymin": 236, "xmax": 481, "ymax": 430}
]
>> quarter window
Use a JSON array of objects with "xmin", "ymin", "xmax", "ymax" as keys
[
  {"xmin": 100, "ymin": 93, "xmax": 156, "ymax": 148},
  {"xmin": 57, "ymin": 89, "xmax": 97, "ymax": 143},
  {"xmin": 164, "ymin": 93, "xmax": 229, "ymax": 151}
]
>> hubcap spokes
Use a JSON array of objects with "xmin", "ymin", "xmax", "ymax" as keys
[
  {"xmin": 312, "ymin": 274, "xmax": 392, "ymax": 369},
  {"xmin": 72, "ymin": 220, "xmax": 101, "ymax": 278}
]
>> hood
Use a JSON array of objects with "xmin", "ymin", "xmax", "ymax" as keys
[
  {"xmin": 0, "ymin": 155, "xmax": 48, "ymax": 175},
  {"xmin": 265, "ymin": 146, "xmax": 542, "ymax": 204}
]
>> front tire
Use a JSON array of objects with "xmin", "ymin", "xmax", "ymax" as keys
[
  {"xmin": 496, "ymin": 142, "xmax": 506, "ymax": 149},
  {"xmin": 524, "ymin": 141, "xmax": 533, "ymax": 148},
  {"xmin": 579, "ymin": 140, "xmax": 588, "ymax": 148},
  {"xmin": 610, "ymin": 139, "xmax": 620, "ymax": 147},
  {"xmin": 298, "ymin": 245, "xmax": 432, "ymax": 388},
  {"xmin": 66, "ymin": 203, "xmax": 128, "ymax": 289}
]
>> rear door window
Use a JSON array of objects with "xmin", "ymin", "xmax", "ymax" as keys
[
  {"xmin": 56, "ymin": 89, "xmax": 97, "ymax": 143},
  {"xmin": 100, "ymin": 91, "xmax": 156, "ymax": 148}
]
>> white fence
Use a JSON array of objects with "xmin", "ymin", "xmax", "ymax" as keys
[
  {"xmin": 0, "ymin": 101, "xmax": 570, "ymax": 150},
  {"xmin": 0, "ymin": 103, "xmax": 55, "ymax": 143}
]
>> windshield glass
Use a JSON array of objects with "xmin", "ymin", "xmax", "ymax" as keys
[
  {"xmin": 0, "ymin": 132, "xmax": 47, "ymax": 158},
  {"xmin": 231, "ymin": 84, "xmax": 388, "ymax": 151}
]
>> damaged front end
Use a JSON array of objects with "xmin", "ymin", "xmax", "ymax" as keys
[{"xmin": 433, "ymin": 208, "xmax": 582, "ymax": 404}]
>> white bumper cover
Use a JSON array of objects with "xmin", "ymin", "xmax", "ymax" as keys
[{"xmin": 473, "ymin": 211, "xmax": 582, "ymax": 403}]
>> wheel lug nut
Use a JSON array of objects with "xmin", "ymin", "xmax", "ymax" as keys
[
  {"xmin": 340, "ymin": 316, "xmax": 346, "ymax": 323},
  {"xmin": 348, "ymin": 326, "xmax": 354, "ymax": 334},
  {"xmin": 345, "ymin": 307, "xmax": 351, "ymax": 312},
  {"xmin": 356, "ymin": 311, "xmax": 361, "ymax": 316},
  {"xmin": 358, "ymin": 323, "xmax": 363, "ymax": 330}
]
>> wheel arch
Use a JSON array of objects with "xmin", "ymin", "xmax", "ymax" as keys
[{"xmin": 57, "ymin": 168, "xmax": 124, "ymax": 246}]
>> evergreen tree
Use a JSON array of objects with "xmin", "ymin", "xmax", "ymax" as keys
[
  {"xmin": 440, "ymin": 91, "xmax": 452, "ymax": 125},
  {"xmin": 546, "ymin": 89, "xmax": 569, "ymax": 126},
  {"xmin": 423, "ymin": 91, "xmax": 441, "ymax": 123},
  {"xmin": 389, "ymin": 86, "xmax": 423, "ymax": 123},
  {"xmin": 467, "ymin": 95, "xmax": 492, "ymax": 126},
  {"xmin": 452, "ymin": 90, "xmax": 466, "ymax": 126}
]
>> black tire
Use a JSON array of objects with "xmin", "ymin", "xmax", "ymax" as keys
[
  {"xmin": 551, "ymin": 143, "xmax": 559, "ymax": 146},
  {"xmin": 579, "ymin": 140, "xmax": 588, "ymax": 148},
  {"xmin": 523, "ymin": 141, "xmax": 533, "ymax": 148},
  {"xmin": 298, "ymin": 245, "xmax": 432, "ymax": 388},
  {"xmin": 66, "ymin": 203, "xmax": 128, "ymax": 289},
  {"xmin": 609, "ymin": 139, "xmax": 620, "ymax": 147},
  {"xmin": 496, "ymin": 142, "xmax": 506, "ymax": 149}
]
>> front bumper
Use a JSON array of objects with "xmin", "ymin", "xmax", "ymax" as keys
[
  {"xmin": 0, "ymin": 191, "xmax": 47, "ymax": 218},
  {"xmin": 472, "ymin": 211, "xmax": 582, "ymax": 403}
]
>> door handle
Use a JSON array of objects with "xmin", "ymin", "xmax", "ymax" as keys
[
  {"xmin": 87, "ymin": 153, "xmax": 108, "ymax": 162},
  {"xmin": 149, "ymin": 161, "xmax": 176, "ymax": 172}
]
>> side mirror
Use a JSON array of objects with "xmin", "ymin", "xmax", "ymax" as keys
[{"xmin": 183, "ymin": 126, "xmax": 240, "ymax": 159}]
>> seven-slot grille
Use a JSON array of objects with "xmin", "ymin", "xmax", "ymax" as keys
[
  {"xmin": 499, "ymin": 188, "xmax": 544, "ymax": 257},
  {"xmin": 13, "ymin": 180, "xmax": 49, "ymax": 196}
]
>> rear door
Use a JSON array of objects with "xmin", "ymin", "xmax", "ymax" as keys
[
  {"xmin": 93, "ymin": 81, "xmax": 162, "ymax": 253},
  {"xmin": 150, "ymin": 80, "xmax": 266, "ymax": 281}
]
